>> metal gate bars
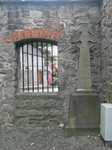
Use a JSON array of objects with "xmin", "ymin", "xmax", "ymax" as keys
[{"xmin": 16, "ymin": 39, "xmax": 58, "ymax": 93}]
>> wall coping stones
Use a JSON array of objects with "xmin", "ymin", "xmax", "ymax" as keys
[
  {"xmin": 15, "ymin": 94, "xmax": 63, "ymax": 99},
  {"xmin": 16, "ymin": 93, "xmax": 60, "ymax": 98},
  {"xmin": 0, "ymin": 0, "xmax": 102, "ymax": 7}
]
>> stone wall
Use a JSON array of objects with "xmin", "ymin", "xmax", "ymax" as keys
[
  {"xmin": 0, "ymin": 1, "xmax": 101, "ymax": 127},
  {"xmin": 101, "ymin": 0, "xmax": 112, "ymax": 102},
  {"xmin": 0, "ymin": 42, "xmax": 16, "ymax": 127},
  {"xmin": 0, "ymin": 6, "xmax": 16, "ymax": 127}
]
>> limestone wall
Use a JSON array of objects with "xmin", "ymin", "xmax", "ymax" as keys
[
  {"xmin": 0, "ymin": 1, "xmax": 101, "ymax": 127},
  {"xmin": 101, "ymin": 0, "xmax": 112, "ymax": 102}
]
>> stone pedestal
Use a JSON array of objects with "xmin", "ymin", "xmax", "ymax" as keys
[
  {"xmin": 66, "ymin": 91, "xmax": 100, "ymax": 136},
  {"xmin": 69, "ymin": 91, "xmax": 100, "ymax": 126}
]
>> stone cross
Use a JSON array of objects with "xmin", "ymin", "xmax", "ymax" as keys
[
  {"xmin": 68, "ymin": 26, "xmax": 100, "ymax": 131},
  {"xmin": 77, "ymin": 27, "xmax": 92, "ymax": 91}
]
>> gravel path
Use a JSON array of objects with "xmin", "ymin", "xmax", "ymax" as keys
[{"xmin": 0, "ymin": 126, "xmax": 111, "ymax": 150}]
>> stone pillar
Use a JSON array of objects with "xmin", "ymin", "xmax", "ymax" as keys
[{"xmin": 77, "ymin": 26, "xmax": 92, "ymax": 91}]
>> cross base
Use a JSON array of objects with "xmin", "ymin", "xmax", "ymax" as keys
[{"xmin": 67, "ymin": 91, "xmax": 100, "ymax": 135}]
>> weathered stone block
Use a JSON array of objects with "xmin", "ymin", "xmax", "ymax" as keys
[{"xmin": 68, "ymin": 92, "xmax": 100, "ymax": 135}]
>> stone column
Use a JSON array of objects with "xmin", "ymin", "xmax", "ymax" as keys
[{"xmin": 77, "ymin": 25, "xmax": 92, "ymax": 91}]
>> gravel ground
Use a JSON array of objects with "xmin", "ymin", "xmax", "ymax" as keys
[{"xmin": 0, "ymin": 126, "xmax": 111, "ymax": 150}]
